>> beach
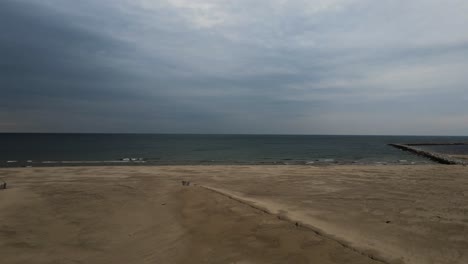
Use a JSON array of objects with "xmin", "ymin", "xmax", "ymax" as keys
[{"xmin": 1, "ymin": 165, "xmax": 468, "ymax": 264}]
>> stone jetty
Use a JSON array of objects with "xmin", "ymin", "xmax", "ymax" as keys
[{"xmin": 389, "ymin": 143, "xmax": 467, "ymax": 165}]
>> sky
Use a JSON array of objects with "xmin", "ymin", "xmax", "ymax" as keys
[{"xmin": 1, "ymin": 0, "xmax": 468, "ymax": 135}]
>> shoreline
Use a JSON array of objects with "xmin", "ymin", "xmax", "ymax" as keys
[
  {"xmin": 1, "ymin": 165, "xmax": 468, "ymax": 264},
  {"xmin": 0, "ymin": 159, "xmax": 433, "ymax": 168}
]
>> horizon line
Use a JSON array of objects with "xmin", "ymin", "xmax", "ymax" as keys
[{"xmin": 1, "ymin": 132, "xmax": 467, "ymax": 137}]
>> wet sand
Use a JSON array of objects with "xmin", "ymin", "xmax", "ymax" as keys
[
  {"xmin": 1, "ymin": 165, "xmax": 468, "ymax": 264},
  {"xmin": 449, "ymin": 154, "xmax": 468, "ymax": 161}
]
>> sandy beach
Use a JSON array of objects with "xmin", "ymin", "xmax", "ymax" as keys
[{"xmin": 1, "ymin": 165, "xmax": 468, "ymax": 264}]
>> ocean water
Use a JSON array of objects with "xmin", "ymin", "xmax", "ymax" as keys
[{"xmin": 1, "ymin": 133, "xmax": 468, "ymax": 167}]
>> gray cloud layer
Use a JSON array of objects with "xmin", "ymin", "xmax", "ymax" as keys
[{"xmin": 1, "ymin": 0, "xmax": 468, "ymax": 134}]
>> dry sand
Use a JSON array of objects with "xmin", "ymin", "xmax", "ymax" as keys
[{"xmin": 1, "ymin": 165, "xmax": 468, "ymax": 264}]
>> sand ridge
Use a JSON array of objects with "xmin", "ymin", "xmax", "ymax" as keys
[{"xmin": 175, "ymin": 165, "xmax": 468, "ymax": 264}]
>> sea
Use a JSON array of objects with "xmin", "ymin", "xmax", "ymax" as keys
[{"xmin": 1, "ymin": 133, "xmax": 468, "ymax": 167}]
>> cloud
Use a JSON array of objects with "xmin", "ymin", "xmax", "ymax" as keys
[{"xmin": 1, "ymin": 0, "xmax": 468, "ymax": 134}]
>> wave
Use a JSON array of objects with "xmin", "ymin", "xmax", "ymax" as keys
[{"xmin": 1, "ymin": 158, "xmax": 431, "ymax": 167}]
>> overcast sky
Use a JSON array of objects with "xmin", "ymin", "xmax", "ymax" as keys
[{"xmin": 1, "ymin": 0, "xmax": 468, "ymax": 135}]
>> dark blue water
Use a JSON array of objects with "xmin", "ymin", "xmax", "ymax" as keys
[{"xmin": 1, "ymin": 133, "xmax": 468, "ymax": 167}]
